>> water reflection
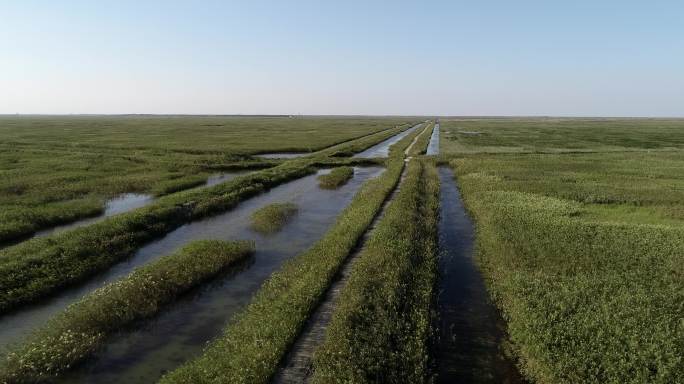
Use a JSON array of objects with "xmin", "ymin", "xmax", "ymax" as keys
[{"xmin": 435, "ymin": 167, "xmax": 525, "ymax": 384}]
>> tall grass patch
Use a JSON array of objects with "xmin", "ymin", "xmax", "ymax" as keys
[
  {"xmin": 317, "ymin": 167, "xmax": 354, "ymax": 189},
  {"xmin": 250, "ymin": 202, "xmax": 298, "ymax": 233}
]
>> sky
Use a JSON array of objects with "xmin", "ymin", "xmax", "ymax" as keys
[{"xmin": 1, "ymin": 1, "xmax": 683, "ymax": 116}]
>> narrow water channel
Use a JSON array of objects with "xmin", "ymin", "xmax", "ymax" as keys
[
  {"xmin": 352, "ymin": 123, "xmax": 421, "ymax": 158},
  {"xmin": 435, "ymin": 167, "xmax": 525, "ymax": 384},
  {"xmin": 38, "ymin": 166, "xmax": 384, "ymax": 383},
  {"xmin": 426, "ymin": 123, "xmax": 440, "ymax": 155}
]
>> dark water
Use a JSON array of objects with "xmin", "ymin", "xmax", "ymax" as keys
[
  {"xmin": 255, "ymin": 153, "xmax": 310, "ymax": 159},
  {"xmin": 427, "ymin": 123, "xmax": 440, "ymax": 155},
  {"xmin": 352, "ymin": 124, "xmax": 421, "ymax": 158},
  {"xmin": 41, "ymin": 166, "xmax": 384, "ymax": 383},
  {"xmin": 435, "ymin": 167, "xmax": 525, "ymax": 384},
  {"xmin": 33, "ymin": 193, "xmax": 154, "ymax": 238}
]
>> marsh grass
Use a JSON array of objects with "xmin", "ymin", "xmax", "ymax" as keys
[
  {"xmin": 317, "ymin": 167, "xmax": 354, "ymax": 189},
  {"xmin": 0, "ymin": 240, "xmax": 255, "ymax": 383},
  {"xmin": 158, "ymin": 118, "xmax": 425, "ymax": 384},
  {"xmin": 0, "ymin": 122, "xmax": 419, "ymax": 314},
  {"xmin": 250, "ymin": 202, "xmax": 298, "ymax": 234},
  {"xmin": 451, "ymin": 151, "xmax": 684, "ymax": 384}
]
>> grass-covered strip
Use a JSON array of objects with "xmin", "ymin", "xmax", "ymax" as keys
[
  {"xmin": 250, "ymin": 203, "xmax": 298, "ymax": 234},
  {"xmin": 0, "ymin": 240, "xmax": 254, "ymax": 383},
  {"xmin": 158, "ymin": 122, "xmax": 424, "ymax": 384},
  {"xmin": 317, "ymin": 167, "xmax": 354, "ymax": 189},
  {"xmin": 451, "ymin": 153, "xmax": 684, "ymax": 384},
  {"xmin": 407, "ymin": 121, "xmax": 435, "ymax": 157},
  {"xmin": 0, "ymin": 125, "xmax": 415, "ymax": 314},
  {"xmin": 312, "ymin": 159, "xmax": 439, "ymax": 383}
]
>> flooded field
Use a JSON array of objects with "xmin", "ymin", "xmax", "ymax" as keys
[{"xmin": 36, "ymin": 167, "xmax": 383, "ymax": 383}]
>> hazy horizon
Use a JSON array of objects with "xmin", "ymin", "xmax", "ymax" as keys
[{"xmin": 2, "ymin": 1, "xmax": 683, "ymax": 117}]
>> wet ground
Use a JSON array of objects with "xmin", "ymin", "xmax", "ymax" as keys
[
  {"xmin": 435, "ymin": 167, "xmax": 525, "ymax": 384},
  {"xmin": 21, "ymin": 166, "xmax": 383, "ymax": 383}
]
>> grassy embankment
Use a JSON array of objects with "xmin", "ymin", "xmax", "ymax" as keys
[
  {"xmin": 312, "ymin": 159, "xmax": 440, "ymax": 383},
  {"xmin": 0, "ymin": 116, "xmax": 412, "ymax": 243},
  {"xmin": 158, "ymin": 122, "xmax": 431, "ymax": 384},
  {"xmin": 250, "ymin": 203, "xmax": 298, "ymax": 233},
  {"xmin": 450, "ymin": 150, "xmax": 684, "ymax": 383},
  {"xmin": 0, "ymin": 122, "xmax": 416, "ymax": 314},
  {"xmin": 0, "ymin": 240, "xmax": 254, "ymax": 383},
  {"xmin": 317, "ymin": 167, "xmax": 354, "ymax": 189}
]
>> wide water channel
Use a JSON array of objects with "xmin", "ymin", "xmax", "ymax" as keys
[
  {"xmin": 25, "ymin": 166, "xmax": 383, "ymax": 383},
  {"xmin": 436, "ymin": 167, "xmax": 525, "ymax": 383}
]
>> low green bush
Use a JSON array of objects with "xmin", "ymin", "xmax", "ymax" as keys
[
  {"xmin": 158, "ymin": 119, "xmax": 425, "ymax": 384},
  {"xmin": 250, "ymin": 202, "xmax": 298, "ymax": 233},
  {"xmin": 0, "ymin": 240, "xmax": 255, "ymax": 383},
  {"xmin": 311, "ymin": 159, "xmax": 440, "ymax": 383},
  {"xmin": 317, "ymin": 167, "xmax": 354, "ymax": 189}
]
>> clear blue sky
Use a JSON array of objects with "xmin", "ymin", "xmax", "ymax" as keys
[{"xmin": 1, "ymin": 0, "xmax": 683, "ymax": 116}]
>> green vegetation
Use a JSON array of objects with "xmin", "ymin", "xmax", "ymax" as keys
[
  {"xmin": 0, "ymin": 162, "xmax": 313, "ymax": 314},
  {"xmin": 312, "ymin": 159, "xmax": 439, "ymax": 383},
  {"xmin": 450, "ymin": 150, "xmax": 684, "ymax": 383},
  {"xmin": 250, "ymin": 202, "xmax": 298, "ymax": 233},
  {"xmin": 158, "ymin": 120, "xmax": 425, "ymax": 384},
  {"xmin": 0, "ymin": 240, "xmax": 254, "ymax": 383},
  {"xmin": 317, "ymin": 167, "xmax": 354, "ymax": 189},
  {"xmin": 0, "ymin": 121, "xmax": 417, "ymax": 314},
  {"xmin": 0, "ymin": 116, "xmax": 411, "ymax": 243},
  {"xmin": 439, "ymin": 118, "xmax": 684, "ymax": 154}
]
